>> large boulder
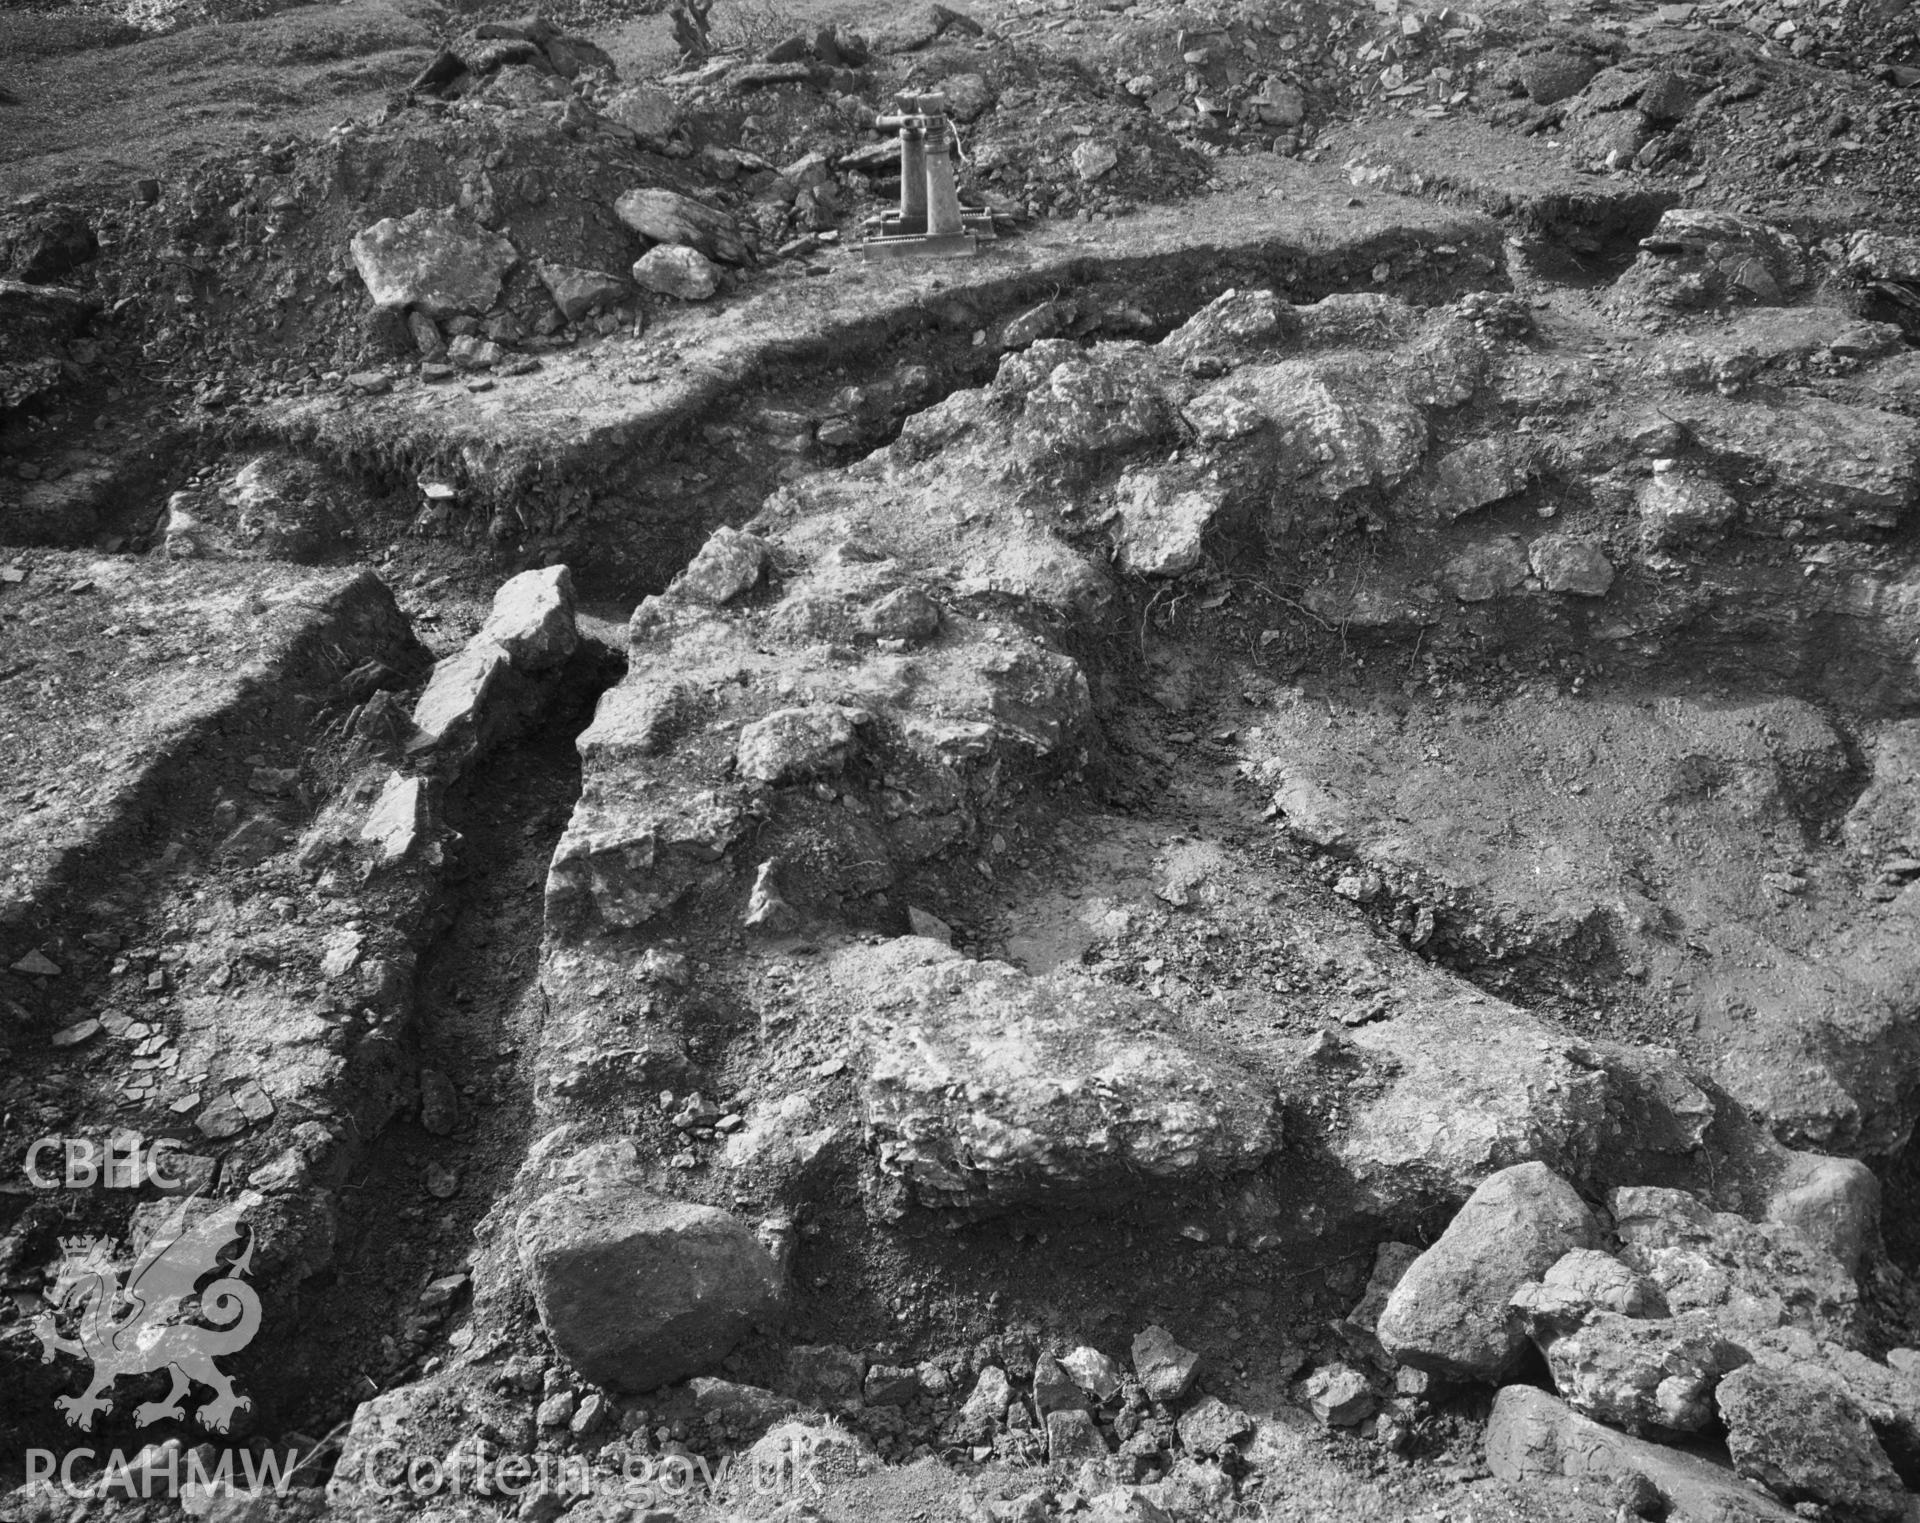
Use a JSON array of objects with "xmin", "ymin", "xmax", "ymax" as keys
[
  {"xmin": 1402, "ymin": 435, "xmax": 1539, "ymax": 522},
  {"xmin": 1635, "ymin": 467, "xmax": 1739, "ymax": 545},
  {"xmin": 1311, "ymin": 995, "xmax": 1677, "ymax": 1219},
  {"xmin": 735, "ymin": 705, "xmax": 866, "ymax": 784},
  {"xmin": 1618, "ymin": 209, "xmax": 1807, "ymax": 310},
  {"xmin": 0, "ymin": 279, "xmax": 98, "ymax": 409},
  {"xmin": 1528, "ymin": 534, "xmax": 1614, "ymax": 597},
  {"xmin": 1717, "ymin": 1362, "xmax": 1908, "ymax": 1522},
  {"xmin": 4, "ymin": 204, "xmax": 97, "ymax": 284},
  {"xmin": 1162, "ymin": 287, "xmax": 1299, "ymax": 359},
  {"xmin": 1529, "ymin": 1310, "xmax": 1749, "ymax": 1435},
  {"xmin": 543, "ymin": 32, "xmax": 616, "ymax": 78},
  {"xmin": 410, "ymin": 640, "xmax": 511, "ymax": 755},
  {"xmin": 1132, "ymin": 1325, "xmax": 1201, "ymax": 1403},
  {"xmin": 1111, "ymin": 465, "xmax": 1226, "ymax": 578},
  {"xmin": 840, "ymin": 939, "xmax": 1280, "ymax": 1211},
  {"xmin": 1749, "ymin": 1339, "xmax": 1920, "ymax": 1481},
  {"xmin": 332, "ymin": 1370, "xmax": 535, "ymax": 1501},
  {"xmin": 1002, "ymin": 341, "xmax": 1175, "ymax": 464},
  {"xmin": 348, "ymin": 207, "xmax": 518, "ymax": 319},
  {"xmin": 1519, "ymin": 48, "xmax": 1598, "ymax": 104},
  {"xmin": 633, "ymin": 243, "xmax": 721, "ymax": 299},
  {"xmin": 1441, "ymin": 535, "xmax": 1531, "ymax": 601},
  {"xmin": 544, "ymin": 786, "xmax": 747, "ymax": 929},
  {"xmin": 1485, "ymin": 1384, "xmax": 1797, "ymax": 1521},
  {"xmin": 632, "ymin": 244, "xmax": 722, "ymax": 301},
  {"xmin": 950, "ymin": 1366, "xmax": 1013, "ymax": 1444},
  {"xmin": 1251, "ymin": 690, "xmax": 1920, "ymax": 1156},
  {"xmin": 1847, "ymin": 230, "xmax": 1920, "ymax": 284},
  {"xmin": 1765, "ymin": 1153, "xmax": 1881, "ymax": 1276},
  {"xmin": 406, "ymin": 568, "xmax": 577, "ymax": 764},
  {"xmin": 1665, "ymin": 392, "xmax": 1919, "ymax": 536},
  {"xmin": 1376, "ymin": 1162, "xmax": 1599, "ymax": 1381},
  {"xmin": 1843, "ymin": 719, "xmax": 1920, "ymax": 864},
  {"xmin": 670, "ymin": 525, "xmax": 771, "ymax": 607},
  {"xmin": 1189, "ymin": 360, "xmax": 1428, "ymax": 500},
  {"xmin": 479, "ymin": 565, "xmax": 577, "ymax": 671},
  {"xmin": 516, "ymin": 1182, "xmax": 785, "ymax": 1391},
  {"xmin": 1609, "ymin": 1186, "xmax": 1859, "ymax": 1345}
]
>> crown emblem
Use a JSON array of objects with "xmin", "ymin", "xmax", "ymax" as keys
[{"xmin": 53, "ymin": 1236, "xmax": 119, "ymax": 1277}]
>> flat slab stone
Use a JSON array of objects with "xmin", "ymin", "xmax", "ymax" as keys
[
  {"xmin": 1670, "ymin": 393, "xmax": 1920, "ymax": 534},
  {"xmin": 359, "ymin": 772, "xmax": 428, "ymax": 865},
  {"xmin": 410, "ymin": 639, "xmax": 511, "ymax": 750}
]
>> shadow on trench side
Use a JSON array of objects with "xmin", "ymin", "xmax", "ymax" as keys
[{"xmin": 272, "ymin": 637, "xmax": 625, "ymax": 1444}]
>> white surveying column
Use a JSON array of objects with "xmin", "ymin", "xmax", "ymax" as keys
[{"xmin": 863, "ymin": 91, "xmax": 997, "ymax": 258}]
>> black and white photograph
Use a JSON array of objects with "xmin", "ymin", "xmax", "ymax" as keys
[{"xmin": 4, "ymin": 0, "xmax": 1920, "ymax": 1514}]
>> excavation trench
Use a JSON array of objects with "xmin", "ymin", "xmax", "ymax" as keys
[
  {"xmin": 13, "ymin": 197, "xmax": 1920, "ymax": 1514},
  {"xmin": 273, "ymin": 242, "xmax": 1920, "ymax": 1462},
  {"xmin": 280, "ymin": 644, "xmax": 621, "ymax": 1441},
  {"xmin": 4, "ymin": 229, "xmax": 1513, "ymax": 1467},
  {"xmin": 182, "ymin": 243, "xmax": 1561, "ymax": 1455}
]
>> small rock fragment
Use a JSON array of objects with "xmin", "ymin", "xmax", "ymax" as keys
[
  {"xmin": 1175, "ymin": 1394, "xmax": 1252, "ymax": 1455},
  {"xmin": 1030, "ymin": 1352, "xmax": 1085, "ymax": 1416},
  {"xmin": 906, "ymin": 906, "xmax": 953, "ymax": 944},
  {"xmin": 1060, "ymin": 1347, "xmax": 1124, "ymax": 1404},
  {"xmin": 1529, "ymin": 534, "xmax": 1616, "ymax": 597},
  {"xmin": 420, "ymin": 1068, "xmax": 459, "ymax": 1136},
  {"xmin": 1045, "ymin": 1406, "xmax": 1108, "ymax": 1463},
  {"xmin": 952, "ymin": 1366, "xmax": 1013, "ymax": 1444},
  {"xmin": 1303, "ymin": 1363, "xmax": 1376, "ymax": 1428},
  {"xmin": 1132, "ymin": 1325, "xmax": 1200, "ymax": 1402},
  {"xmin": 675, "ymin": 526, "xmax": 771, "ymax": 605},
  {"xmin": 744, "ymin": 860, "xmax": 798, "ymax": 932}
]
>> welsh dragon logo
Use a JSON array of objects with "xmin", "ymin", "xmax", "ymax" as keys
[{"xmin": 34, "ymin": 1198, "xmax": 261, "ymax": 1433}]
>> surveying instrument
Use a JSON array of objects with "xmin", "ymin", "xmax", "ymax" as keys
[{"xmin": 861, "ymin": 91, "xmax": 997, "ymax": 258}]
